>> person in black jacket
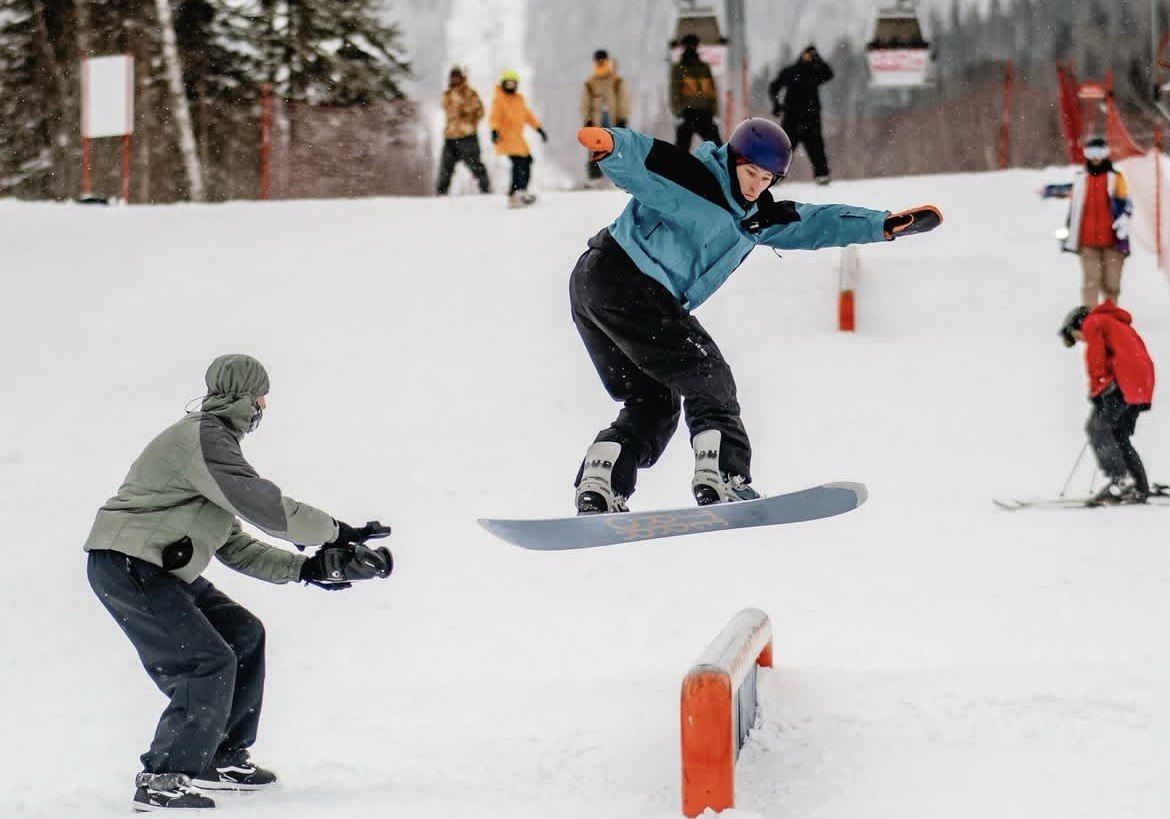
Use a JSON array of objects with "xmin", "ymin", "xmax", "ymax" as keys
[{"xmin": 768, "ymin": 46, "xmax": 833, "ymax": 185}]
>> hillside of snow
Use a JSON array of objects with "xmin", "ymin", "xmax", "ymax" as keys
[{"xmin": 3, "ymin": 166, "xmax": 1170, "ymax": 818}]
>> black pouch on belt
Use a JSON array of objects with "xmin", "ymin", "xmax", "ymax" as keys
[{"xmin": 161, "ymin": 536, "xmax": 194, "ymax": 571}]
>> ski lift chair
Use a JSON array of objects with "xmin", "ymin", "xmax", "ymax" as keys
[{"xmin": 867, "ymin": 0, "xmax": 932, "ymax": 88}]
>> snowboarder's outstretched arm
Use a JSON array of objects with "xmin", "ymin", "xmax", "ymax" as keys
[
  {"xmin": 577, "ymin": 126, "xmax": 715, "ymax": 215},
  {"xmin": 754, "ymin": 202, "xmax": 940, "ymax": 250}
]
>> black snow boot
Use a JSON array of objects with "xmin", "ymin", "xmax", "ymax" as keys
[
  {"xmin": 132, "ymin": 773, "xmax": 215, "ymax": 811},
  {"xmin": 1088, "ymin": 478, "xmax": 1146, "ymax": 507},
  {"xmin": 192, "ymin": 750, "xmax": 278, "ymax": 791}
]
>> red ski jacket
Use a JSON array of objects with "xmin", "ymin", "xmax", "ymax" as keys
[{"xmin": 1081, "ymin": 301, "xmax": 1155, "ymax": 405}]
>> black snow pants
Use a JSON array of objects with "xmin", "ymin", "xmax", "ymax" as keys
[
  {"xmin": 508, "ymin": 155, "xmax": 533, "ymax": 194},
  {"xmin": 782, "ymin": 114, "xmax": 830, "ymax": 179},
  {"xmin": 1087, "ymin": 386, "xmax": 1149, "ymax": 493},
  {"xmin": 436, "ymin": 135, "xmax": 491, "ymax": 195},
  {"xmin": 87, "ymin": 549, "xmax": 266, "ymax": 776},
  {"xmin": 675, "ymin": 108, "xmax": 723, "ymax": 151},
  {"xmin": 570, "ymin": 229, "xmax": 750, "ymax": 497}
]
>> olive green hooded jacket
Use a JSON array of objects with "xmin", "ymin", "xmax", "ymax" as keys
[{"xmin": 83, "ymin": 355, "xmax": 338, "ymax": 584}]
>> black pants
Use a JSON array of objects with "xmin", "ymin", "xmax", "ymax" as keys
[
  {"xmin": 675, "ymin": 109, "xmax": 722, "ymax": 150},
  {"xmin": 508, "ymin": 155, "xmax": 532, "ymax": 194},
  {"xmin": 570, "ymin": 229, "xmax": 750, "ymax": 496},
  {"xmin": 87, "ymin": 550, "xmax": 266, "ymax": 776},
  {"xmin": 1087, "ymin": 388, "xmax": 1149, "ymax": 493},
  {"xmin": 782, "ymin": 115, "xmax": 830, "ymax": 178},
  {"xmin": 436, "ymin": 135, "xmax": 491, "ymax": 195}
]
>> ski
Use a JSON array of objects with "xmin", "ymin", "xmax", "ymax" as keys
[
  {"xmin": 478, "ymin": 482, "xmax": 867, "ymax": 550},
  {"xmin": 994, "ymin": 488, "xmax": 1170, "ymax": 511}
]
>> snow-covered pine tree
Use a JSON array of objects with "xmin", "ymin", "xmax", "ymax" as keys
[
  {"xmin": 259, "ymin": 0, "xmax": 410, "ymax": 104},
  {"xmin": 0, "ymin": 0, "xmax": 76, "ymax": 198}
]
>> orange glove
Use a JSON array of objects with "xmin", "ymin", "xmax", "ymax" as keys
[
  {"xmin": 578, "ymin": 127, "xmax": 614, "ymax": 161},
  {"xmin": 883, "ymin": 205, "xmax": 942, "ymax": 240}
]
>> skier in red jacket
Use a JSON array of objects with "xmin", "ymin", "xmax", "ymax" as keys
[{"xmin": 1060, "ymin": 301, "xmax": 1155, "ymax": 504}]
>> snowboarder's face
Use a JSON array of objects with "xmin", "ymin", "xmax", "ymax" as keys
[
  {"xmin": 501, "ymin": 80, "xmax": 518, "ymax": 94},
  {"xmin": 736, "ymin": 163, "xmax": 776, "ymax": 201}
]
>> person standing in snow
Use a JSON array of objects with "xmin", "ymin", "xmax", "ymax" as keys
[
  {"xmin": 84, "ymin": 354, "xmax": 393, "ymax": 811},
  {"xmin": 1061, "ymin": 136, "xmax": 1132, "ymax": 306},
  {"xmin": 581, "ymin": 49, "xmax": 629, "ymax": 183},
  {"xmin": 671, "ymin": 33, "xmax": 721, "ymax": 150},
  {"xmin": 570, "ymin": 119, "xmax": 941, "ymax": 513},
  {"xmin": 490, "ymin": 70, "xmax": 547, "ymax": 208},
  {"xmin": 1059, "ymin": 303, "xmax": 1155, "ymax": 505},
  {"xmin": 768, "ymin": 45, "xmax": 834, "ymax": 185},
  {"xmin": 437, "ymin": 66, "xmax": 492, "ymax": 196}
]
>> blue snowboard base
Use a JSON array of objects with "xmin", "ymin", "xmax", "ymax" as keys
[{"xmin": 478, "ymin": 482, "xmax": 868, "ymax": 550}]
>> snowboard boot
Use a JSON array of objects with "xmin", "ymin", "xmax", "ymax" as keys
[
  {"xmin": 575, "ymin": 441, "xmax": 629, "ymax": 514},
  {"xmin": 132, "ymin": 773, "xmax": 215, "ymax": 811},
  {"xmin": 192, "ymin": 750, "xmax": 278, "ymax": 791},
  {"xmin": 815, "ymin": 175, "xmax": 831, "ymax": 186},
  {"xmin": 691, "ymin": 430, "xmax": 762, "ymax": 505}
]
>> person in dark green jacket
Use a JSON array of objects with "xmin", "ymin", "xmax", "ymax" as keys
[{"xmin": 84, "ymin": 354, "xmax": 392, "ymax": 812}]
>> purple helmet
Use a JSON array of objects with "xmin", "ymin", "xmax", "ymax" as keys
[{"xmin": 728, "ymin": 118, "xmax": 792, "ymax": 179}]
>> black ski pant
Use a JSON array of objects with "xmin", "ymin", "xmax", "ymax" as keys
[
  {"xmin": 436, "ymin": 135, "xmax": 491, "ymax": 195},
  {"xmin": 570, "ymin": 229, "xmax": 750, "ymax": 497},
  {"xmin": 675, "ymin": 108, "xmax": 722, "ymax": 151},
  {"xmin": 1087, "ymin": 387, "xmax": 1149, "ymax": 493},
  {"xmin": 508, "ymin": 155, "xmax": 533, "ymax": 194},
  {"xmin": 87, "ymin": 550, "xmax": 266, "ymax": 777},
  {"xmin": 782, "ymin": 114, "xmax": 830, "ymax": 178}
]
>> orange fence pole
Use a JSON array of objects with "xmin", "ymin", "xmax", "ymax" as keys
[
  {"xmin": 999, "ymin": 60, "xmax": 1014, "ymax": 169},
  {"xmin": 260, "ymin": 83, "xmax": 272, "ymax": 200},
  {"xmin": 1156, "ymin": 129, "xmax": 1163, "ymax": 271}
]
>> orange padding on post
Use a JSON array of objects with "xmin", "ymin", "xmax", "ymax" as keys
[
  {"xmin": 839, "ymin": 290, "xmax": 855, "ymax": 332},
  {"xmin": 680, "ymin": 670, "xmax": 734, "ymax": 818}
]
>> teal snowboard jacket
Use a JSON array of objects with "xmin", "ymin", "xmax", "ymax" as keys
[{"xmin": 598, "ymin": 127, "xmax": 890, "ymax": 310}]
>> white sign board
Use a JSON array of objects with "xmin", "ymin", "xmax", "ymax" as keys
[
  {"xmin": 82, "ymin": 55, "xmax": 134, "ymax": 138},
  {"xmin": 867, "ymin": 49, "xmax": 929, "ymax": 88}
]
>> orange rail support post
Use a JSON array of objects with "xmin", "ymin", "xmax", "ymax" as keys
[{"xmin": 681, "ymin": 608, "xmax": 773, "ymax": 817}]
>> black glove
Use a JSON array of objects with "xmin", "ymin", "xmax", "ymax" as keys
[
  {"xmin": 490, "ymin": 129, "xmax": 500, "ymax": 143},
  {"xmin": 772, "ymin": 102, "xmax": 784, "ymax": 117},
  {"xmin": 615, "ymin": 118, "xmax": 628, "ymax": 128},
  {"xmin": 300, "ymin": 543, "xmax": 393, "ymax": 590},
  {"xmin": 328, "ymin": 520, "xmax": 392, "ymax": 547},
  {"xmin": 883, "ymin": 205, "xmax": 942, "ymax": 239},
  {"xmin": 537, "ymin": 127, "xmax": 548, "ymax": 143}
]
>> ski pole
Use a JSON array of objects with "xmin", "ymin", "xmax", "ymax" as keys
[{"xmin": 1059, "ymin": 440, "xmax": 1090, "ymax": 498}]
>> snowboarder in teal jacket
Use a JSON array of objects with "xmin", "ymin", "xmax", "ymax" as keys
[{"xmin": 571, "ymin": 119, "xmax": 942, "ymax": 514}]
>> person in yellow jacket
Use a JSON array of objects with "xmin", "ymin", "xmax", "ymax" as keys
[
  {"xmin": 490, "ymin": 70, "xmax": 547, "ymax": 207},
  {"xmin": 581, "ymin": 49, "xmax": 629, "ymax": 182}
]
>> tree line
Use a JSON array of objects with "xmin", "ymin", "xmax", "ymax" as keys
[{"xmin": 0, "ymin": 0, "xmax": 411, "ymax": 201}]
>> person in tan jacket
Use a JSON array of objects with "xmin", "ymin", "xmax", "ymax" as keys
[
  {"xmin": 437, "ymin": 66, "xmax": 491, "ymax": 195},
  {"xmin": 581, "ymin": 49, "xmax": 629, "ymax": 181},
  {"xmin": 490, "ymin": 70, "xmax": 547, "ymax": 207}
]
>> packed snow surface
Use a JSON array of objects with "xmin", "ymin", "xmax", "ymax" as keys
[{"xmin": 3, "ymin": 168, "xmax": 1170, "ymax": 818}]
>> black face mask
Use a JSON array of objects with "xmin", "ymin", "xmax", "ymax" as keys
[
  {"xmin": 247, "ymin": 404, "xmax": 264, "ymax": 433},
  {"xmin": 502, "ymin": 83, "xmax": 517, "ymax": 94}
]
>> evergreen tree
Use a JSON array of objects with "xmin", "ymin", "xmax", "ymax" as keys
[{"xmin": 259, "ymin": 0, "xmax": 410, "ymax": 104}]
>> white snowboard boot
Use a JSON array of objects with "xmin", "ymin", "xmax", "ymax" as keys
[
  {"xmin": 575, "ymin": 441, "xmax": 629, "ymax": 514},
  {"xmin": 691, "ymin": 430, "xmax": 763, "ymax": 505}
]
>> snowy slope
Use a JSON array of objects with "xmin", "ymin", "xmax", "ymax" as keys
[{"xmin": 3, "ymin": 168, "xmax": 1170, "ymax": 819}]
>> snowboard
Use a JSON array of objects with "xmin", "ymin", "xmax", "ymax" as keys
[{"xmin": 478, "ymin": 481, "xmax": 867, "ymax": 551}]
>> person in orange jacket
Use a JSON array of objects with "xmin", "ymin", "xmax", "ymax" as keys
[{"xmin": 490, "ymin": 70, "xmax": 547, "ymax": 207}]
